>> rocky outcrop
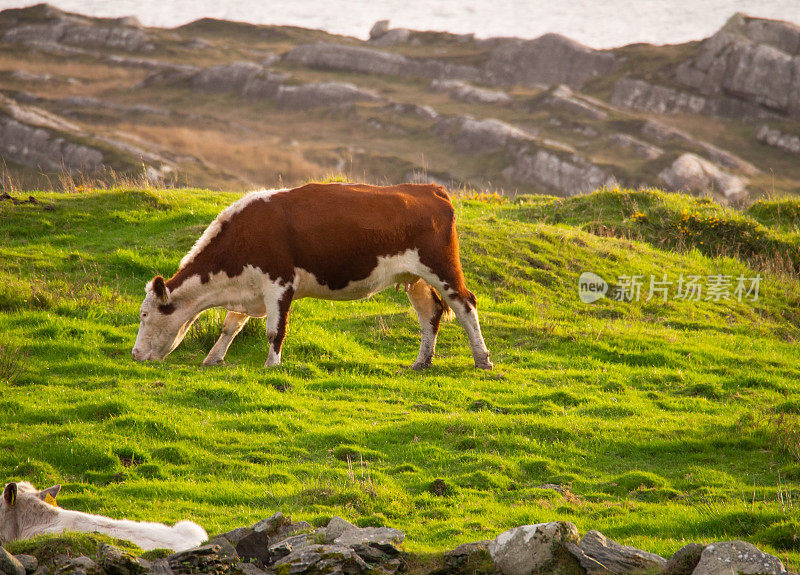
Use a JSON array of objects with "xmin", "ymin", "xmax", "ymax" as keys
[
  {"xmin": 283, "ymin": 43, "xmax": 483, "ymax": 82},
  {"xmin": 1, "ymin": 5, "xmax": 154, "ymax": 52},
  {"xmin": 692, "ymin": 541, "xmax": 787, "ymax": 575},
  {"xmin": 755, "ymin": 124, "xmax": 800, "ymax": 154},
  {"xmin": 0, "ymin": 94, "xmax": 178, "ymax": 178},
  {"xmin": 608, "ymin": 133, "xmax": 663, "ymax": 159},
  {"xmin": 503, "ymin": 149, "xmax": 613, "ymax": 196},
  {"xmin": 658, "ymin": 153, "xmax": 747, "ymax": 199},
  {"xmin": 641, "ymin": 119, "xmax": 758, "ymax": 175},
  {"xmin": 437, "ymin": 113, "xmax": 610, "ymax": 196},
  {"xmin": 611, "ymin": 78, "xmax": 707, "ymax": 115},
  {"xmin": 431, "ymin": 80, "xmax": 511, "ymax": 105},
  {"xmin": 190, "ymin": 62, "xmax": 288, "ymax": 100},
  {"xmin": 441, "ymin": 116, "xmax": 538, "ymax": 154},
  {"xmin": 484, "ymin": 34, "xmax": 617, "ymax": 89},
  {"xmin": 284, "ymin": 43, "xmax": 408, "ymax": 77},
  {"xmin": 3, "ymin": 514, "xmax": 795, "ymax": 575},
  {"xmin": 276, "ymin": 82, "xmax": 380, "ymax": 109},
  {"xmin": 676, "ymin": 13, "xmax": 800, "ymax": 119},
  {"xmin": 0, "ymin": 115, "xmax": 103, "ymax": 173},
  {"xmin": 542, "ymin": 85, "xmax": 608, "ymax": 120}
]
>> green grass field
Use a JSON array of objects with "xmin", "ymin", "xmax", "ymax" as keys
[{"xmin": 0, "ymin": 187, "xmax": 799, "ymax": 568}]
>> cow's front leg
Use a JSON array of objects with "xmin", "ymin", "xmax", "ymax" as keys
[
  {"xmin": 203, "ymin": 311, "xmax": 250, "ymax": 365},
  {"xmin": 265, "ymin": 287, "xmax": 294, "ymax": 367}
]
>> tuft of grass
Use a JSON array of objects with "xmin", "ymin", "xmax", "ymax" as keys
[
  {"xmin": 6, "ymin": 533, "xmax": 143, "ymax": 565},
  {"xmin": 515, "ymin": 188, "xmax": 800, "ymax": 277},
  {"xmin": 0, "ymin": 341, "xmax": 28, "ymax": 385}
]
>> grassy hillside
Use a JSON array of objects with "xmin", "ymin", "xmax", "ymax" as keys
[{"xmin": 0, "ymin": 187, "xmax": 799, "ymax": 567}]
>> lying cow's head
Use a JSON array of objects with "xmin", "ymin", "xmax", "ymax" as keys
[
  {"xmin": 0, "ymin": 482, "xmax": 61, "ymax": 544},
  {"xmin": 132, "ymin": 276, "xmax": 197, "ymax": 361}
]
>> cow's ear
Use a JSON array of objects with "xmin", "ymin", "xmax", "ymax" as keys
[
  {"xmin": 37, "ymin": 484, "xmax": 60, "ymax": 501},
  {"xmin": 152, "ymin": 276, "xmax": 169, "ymax": 303},
  {"xmin": 3, "ymin": 483, "xmax": 17, "ymax": 506}
]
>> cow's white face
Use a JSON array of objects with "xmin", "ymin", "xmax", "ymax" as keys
[{"xmin": 132, "ymin": 276, "xmax": 197, "ymax": 361}]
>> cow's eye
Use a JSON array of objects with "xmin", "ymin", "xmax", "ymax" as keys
[{"xmin": 141, "ymin": 312, "xmax": 148, "ymax": 319}]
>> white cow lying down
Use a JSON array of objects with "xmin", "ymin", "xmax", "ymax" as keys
[{"xmin": 0, "ymin": 482, "xmax": 207, "ymax": 551}]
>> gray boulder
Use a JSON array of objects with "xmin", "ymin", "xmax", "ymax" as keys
[
  {"xmin": 234, "ymin": 530, "xmax": 271, "ymax": 565},
  {"xmin": 148, "ymin": 559, "xmax": 173, "ymax": 575},
  {"xmin": 237, "ymin": 564, "xmax": 269, "ymax": 575},
  {"xmin": 13, "ymin": 555, "xmax": 37, "ymax": 575},
  {"xmin": 270, "ymin": 533, "xmax": 314, "ymax": 561},
  {"xmin": 320, "ymin": 517, "xmax": 357, "ymax": 544},
  {"xmin": 755, "ymin": 124, "xmax": 800, "ymax": 154},
  {"xmin": 97, "ymin": 544, "xmax": 147, "ymax": 575},
  {"xmin": 488, "ymin": 522, "xmax": 579, "ymax": 575},
  {"xmin": 54, "ymin": 556, "xmax": 102, "ymax": 575},
  {"xmin": 273, "ymin": 544, "xmax": 369, "ymax": 575},
  {"xmin": 485, "ymin": 34, "xmax": 617, "ymax": 88},
  {"xmin": 569, "ymin": 530, "xmax": 666, "ymax": 574},
  {"xmin": 663, "ymin": 543, "xmax": 705, "ymax": 575},
  {"xmin": 369, "ymin": 20, "xmax": 391, "ymax": 40},
  {"xmin": 437, "ymin": 541, "xmax": 494, "ymax": 575},
  {"xmin": 691, "ymin": 541, "xmax": 786, "ymax": 575},
  {"xmin": 333, "ymin": 527, "xmax": 405, "ymax": 547},
  {"xmin": 275, "ymin": 82, "xmax": 380, "ymax": 109},
  {"xmin": 658, "ymin": 153, "xmax": 747, "ymax": 199},
  {"xmin": 167, "ymin": 543, "xmax": 237, "ymax": 574},
  {"xmin": 0, "ymin": 548, "xmax": 25, "ymax": 575}
]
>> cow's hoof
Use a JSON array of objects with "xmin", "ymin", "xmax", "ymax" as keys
[
  {"xmin": 202, "ymin": 357, "xmax": 224, "ymax": 366},
  {"xmin": 475, "ymin": 360, "xmax": 494, "ymax": 371},
  {"xmin": 410, "ymin": 360, "xmax": 431, "ymax": 370}
]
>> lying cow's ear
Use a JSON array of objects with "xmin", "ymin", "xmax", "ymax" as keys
[
  {"xmin": 152, "ymin": 276, "xmax": 169, "ymax": 303},
  {"xmin": 37, "ymin": 484, "xmax": 61, "ymax": 501},
  {"xmin": 3, "ymin": 483, "xmax": 17, "ymax": 506}
]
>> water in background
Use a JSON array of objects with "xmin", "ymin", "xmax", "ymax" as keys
[{"xmin": 0, "ymin": 0, "xmax": 798, "ymax": 48}]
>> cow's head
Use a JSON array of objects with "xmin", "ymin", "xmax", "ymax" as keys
[
  {"xmin": 0, "ymin": 482, "xmax": 61, "ymax": 544},
  {"xmin": 132, "ymin": 276, "xmax": 197, "ymax": 361}
]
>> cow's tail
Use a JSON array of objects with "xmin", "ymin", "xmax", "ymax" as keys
[{"xmin": 429, "ymin": 285, "xmax": 455, "ymax": 322}]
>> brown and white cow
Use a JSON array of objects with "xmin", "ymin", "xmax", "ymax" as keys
[{"xmin": 132, "ymin": 183, "xmax": 492, "ymax": 370}]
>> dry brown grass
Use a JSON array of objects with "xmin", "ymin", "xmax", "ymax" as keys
[{"xmin": 118, "ymin": 123, "xmax": 331, "ymax": 186}]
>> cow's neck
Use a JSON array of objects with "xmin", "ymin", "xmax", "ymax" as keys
[{"xmin": 166, "ymin": 263, "xmax": 247, "ymax": 317}]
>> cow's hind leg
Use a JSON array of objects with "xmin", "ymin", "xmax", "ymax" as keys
[
  {"xmin": 406, "ymin": 280, "xmax": 447, "ymax": 370},
  {"xmin": 265, "ymin": 286, "xmax": 294, "ymax": 368},
  {"xmin": 203, "ymin": 311, "xmax": 250, "ymax": 365}
]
